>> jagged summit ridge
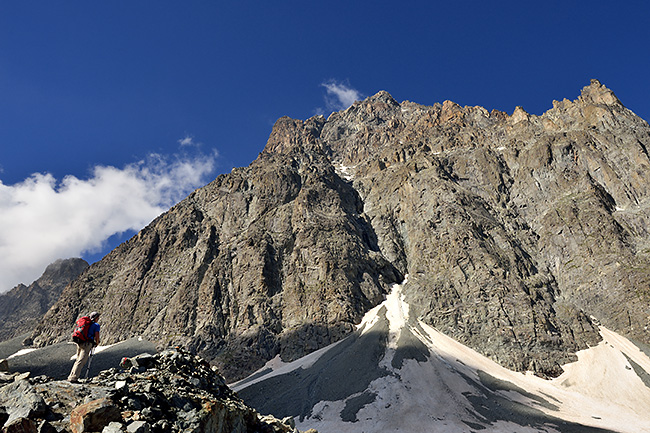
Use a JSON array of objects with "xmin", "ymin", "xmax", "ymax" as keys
[
  {"xmin": 30, "ymin": 80, "xmax": 650, "ymax": 383},
  {"xmin": 260, "ymin": 80, "xmax": 635, "ymax": 186}
]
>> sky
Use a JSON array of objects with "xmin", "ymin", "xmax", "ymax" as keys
[{"xmin": 1, "ymin": 1, "xmax": 649, "ymax": 291}]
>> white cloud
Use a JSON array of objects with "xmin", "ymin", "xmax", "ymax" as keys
[
  {"xmin": 321, "ymin": 80, "xmax": 364, "ymax": 113},
  {"xmin": 178, "ymin": 135, "xmax": 199, "ymax": 147},
  {"xmin": 0, "ymin": 150, "xmax": 218, "ymax": 292}
]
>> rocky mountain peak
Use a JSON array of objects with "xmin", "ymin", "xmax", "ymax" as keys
[
  {"xmin": 262, "ymin": 115, "xmax": 326, "ymax": 156},
  {"xmin": 28, "ymin": 81, "xmax": 650, "ymax": 383},
  {"xmin": 509, "ymin": 105, "xmax": 531, "ymax": 124},
  {"xmin": 579, "ymin": 78, "xmax": 622, "ymax": 106},
  {"xmin": 34, "ymin": 258, "xmax": 89, "ymax": 291},
  {"xmin": 326, "ymin": 91, "xmax": 401, "ymax": 128},
  {"xmin": 361, "ymin": 90, "xmax": 400, "ymax": 108}
]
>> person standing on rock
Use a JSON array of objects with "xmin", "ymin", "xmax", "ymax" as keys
[{"xmin": 68, "ymin": 311, "xmax": 100, "ymax": 383}]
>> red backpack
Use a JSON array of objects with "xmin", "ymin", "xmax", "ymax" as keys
[{"xmin": 72, "ymin": 316, "xmax": 93, "ymax": 343}]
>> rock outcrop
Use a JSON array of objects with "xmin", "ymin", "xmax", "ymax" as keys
[
  {"xmin": 0, "ymin": 348, "xmax": 310, "ymax": 433},
  {"xmin": 30, "ymin": 80, "xmax": 650, "ymax": 381},
  {"xmin": 0, "ymin": 258, "xmax": 88, "ymax": 341}
]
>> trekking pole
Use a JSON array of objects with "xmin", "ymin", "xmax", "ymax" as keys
[{"xmin": 84, "ymin": 346, "xmax": 95, "ymax": 380}]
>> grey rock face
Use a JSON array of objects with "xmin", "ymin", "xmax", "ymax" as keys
[
  {"xmin": 0, "ymin": 258, "xmax": 89, "ymax": 342},
  {"xmin": 341, "ymin": 80, "xmax": 650, "ymax": 376},
  {"xmin": 0, "ymin": 379, "xmax": 47, "ymax": 425},
  {"xmin": 30, "ymin": 80, "xmax": 650, "ymax": 380},
  {"xmin": 314, "ymin": 80, "xmax": 650, "ymax": 376}
]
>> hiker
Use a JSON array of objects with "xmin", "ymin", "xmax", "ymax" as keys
[{"xmin": 68, "ymin": 311, "xmax": 100, "ymax": 382}]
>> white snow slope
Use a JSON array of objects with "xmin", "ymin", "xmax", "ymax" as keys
[{"xmin": 233, "ymin": 279, "xmax": 650, "ymax": 433}]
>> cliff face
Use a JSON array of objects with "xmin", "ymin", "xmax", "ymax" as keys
[
  {"xmin": 31, "ymin": 132, "xmax": 401, "ymax": 380},
  {"xmin": 0, "ymin": 258, "xmax": 88, "ymax": 341},
  {"xmin": 31, "ymin": 80, "xmax": 650, "ymax": 381},
  {"xmin": 316, "ymin": 81, "xmax": 650, "ymax": 376}
]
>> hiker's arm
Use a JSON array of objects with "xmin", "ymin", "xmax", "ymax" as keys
[{"xmin": 94, "ymin": 331, "xmax": 100, "ymax": 346}]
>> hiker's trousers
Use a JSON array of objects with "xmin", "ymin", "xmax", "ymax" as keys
[{"xmin": 68, "ymin": 341, "xmax": 94, "ymax": 381}]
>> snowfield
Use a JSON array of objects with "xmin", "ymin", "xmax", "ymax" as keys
[{"xmin": 234, "ymin": 279, "xmax": 650, "ymax": 433}]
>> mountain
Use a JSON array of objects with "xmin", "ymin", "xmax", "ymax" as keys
[
  {"xmin": 234, "ymin": 278, "xmax": 650, "ymax": 432},
  {"xmin": 0, "ymin": 258, "xmax": 88, "ymax": 342},
  {"xmin": 30, "ymin": 80, "xmax": 650, "ymax": 387}
]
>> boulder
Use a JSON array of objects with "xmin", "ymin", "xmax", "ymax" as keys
[
  {"xmin": 125, "ymin": 420, "xmax": 150, "ymax": 433},
  {"xmin": 259, "ymin": 415, "xmax": 296, "ymax": 432},
  {"xmin": 0, "ymin": 380, "xmax": 46, "ymax": 425},
  {"xmin": 102, "ymin": 422, "xmax": 125, "ymax": 433},
  {"xmin": 131, "ymin": 354, "xmax": 156, "ymax": 369},
  {"xmin": 1, "ymin": 417, "xmax": 37, "ymax": 433},
  {"xmin": 102, "ymin": 422, "xmax": 124, "ymax": 433},
  {"xmin": 69, "ymin": 398, "xmax": 121, "ymax": 433}
]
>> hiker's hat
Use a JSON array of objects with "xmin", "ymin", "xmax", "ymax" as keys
[{"xmin": 89, "ymin": 311, "xmax": 100, "ymax": 320}]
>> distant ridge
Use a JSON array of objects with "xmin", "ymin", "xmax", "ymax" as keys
[{"xmin": 0, "ymin": 258, "xmax": 88, "ymax": 341}]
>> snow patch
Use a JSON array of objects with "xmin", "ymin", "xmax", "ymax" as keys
[
  {"xmin": 230, "ymin": 339, "xmax": 345, "ymax": 390},
  {"xmin": 69, "ymin": 342, "xmax": 119, "ymax": 361},
  {"xmin": 7, "ymin": 348, "xmax": 38, "ymax": 359},
  {"xmin": 384, "ymin": 284, "xmax": 409, "ymax": 349},
  {"xmin": 357, "ymin": 275, "xmax": 408, "ymax": 337},
  {"xmin": 334, "ymin": 164, "xmax": 356, "ymax": 181}
]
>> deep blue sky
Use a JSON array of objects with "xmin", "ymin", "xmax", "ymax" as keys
[{"xmin": 1, "ymin": 1, "xmax": 649, "ymax": 289}]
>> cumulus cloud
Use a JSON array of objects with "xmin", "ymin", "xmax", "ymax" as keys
[
  {"xmin": 320, "ymin": 80, "xmax": 364, "ymax": 113},
  {"xmin": 0, "ymin": 150, "xmax": 218, "ymax": 292}
]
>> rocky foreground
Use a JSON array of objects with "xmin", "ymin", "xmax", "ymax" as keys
[{"xmin": 0, "ymin": 347, "xmax": 313, "ymax": 433}]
